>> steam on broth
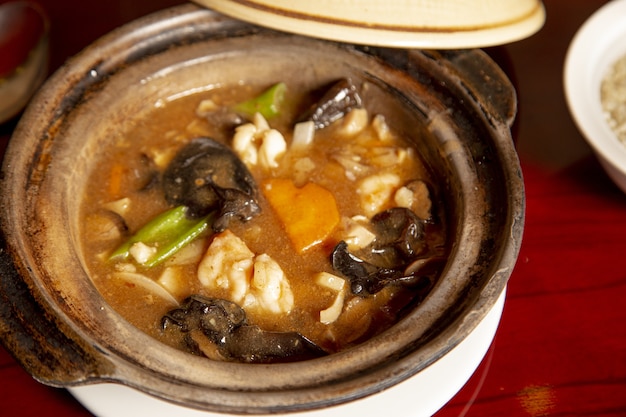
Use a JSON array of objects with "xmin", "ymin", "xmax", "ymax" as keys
[{"xmin": 80, "ymin": 79, "xmax": 448, "ymax": 363}]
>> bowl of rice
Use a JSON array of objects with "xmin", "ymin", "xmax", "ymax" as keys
[{"xmin": 564, "ymin": 0, "xmax": 626, "ymax": 192}]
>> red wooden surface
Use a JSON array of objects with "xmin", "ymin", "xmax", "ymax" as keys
[{"xmin": 2, "ymin": 0, "xmax": 625, "ymax": 416}]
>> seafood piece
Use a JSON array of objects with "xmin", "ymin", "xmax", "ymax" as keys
[{"xmin": 198, "ymin": 230, "xmax": 294, "ymax": 314}]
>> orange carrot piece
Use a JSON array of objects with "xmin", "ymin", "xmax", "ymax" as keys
[
  {"xmin": 108, "ymin": 163, "xmax": 125, "ymax": 199},
  {"xmin": 262, "ymin": 178, "xmax": 340, "ymax": 253}
]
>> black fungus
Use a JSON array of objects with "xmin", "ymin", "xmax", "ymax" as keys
[
  {"xmin": 299, "ymin": 78, "xmax": 362, "ymax": 130},
  {"xmin": 331, "ymin": 241, "xmax": 402, "ymax": 295},
  {"xmin": 368, "ymin": 207, "xmax": 427, "ymax": 267},
  {"xmin": 161, "ymin": 295, "xmax": 327, "ymax": 363},
  {"xmin": 162, "ymin": 137, "xmax": 261, "ymax": 231},
  {"xmin": 331, "ymin": 207, "xmax": 442, "ymax": 296}
]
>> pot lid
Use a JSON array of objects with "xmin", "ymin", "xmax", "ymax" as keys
[{"xmin": 192, "ymin": 0, "xmax": 545, "ymax": 48}]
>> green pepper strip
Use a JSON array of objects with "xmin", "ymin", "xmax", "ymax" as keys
[
  {"xmin": 233, "ymin": 82, "xmax": 287, "ymax": 119},
  {"xmin": 144, "ymin": 213, "xmax": 212, "ymax": 267},
  {"xmin": 109, "ymin": 205, "xmax": 213, "ymax": 267}
]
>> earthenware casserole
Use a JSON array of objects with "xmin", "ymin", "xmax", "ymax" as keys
[{"xmin": 0, "ymin": 4, "xmax": 524, "ymax": 414}]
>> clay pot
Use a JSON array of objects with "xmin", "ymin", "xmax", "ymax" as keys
[{"xmin": 0, "ymin": 4, "xmax": 523, "ymax": 414}]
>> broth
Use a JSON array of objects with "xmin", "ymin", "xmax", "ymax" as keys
[{"xmin": 79, "ymin": 80, "xmax": 448, "ymax": 362}]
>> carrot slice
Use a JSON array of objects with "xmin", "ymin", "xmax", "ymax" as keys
[
  {"xmin": 262, "ymin": 179, "xmax": 340, "ymax": 253},
  {"xmin": 107, "ymin": 162, "xmax": 125, "ymax": 199}
]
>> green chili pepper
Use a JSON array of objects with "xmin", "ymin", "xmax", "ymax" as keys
[
  {"xmin": 233, "ymin": 82, "xmax": 287, "ymax": 119},
  {"xmin": 109, "ymin": 206, "xmax": 213, "ymax": 266}
]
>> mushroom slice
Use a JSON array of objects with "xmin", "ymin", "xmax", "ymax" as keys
[
  {"xmin": 85, "ymin": 209, "xmax": 128, "ymax": 244},
  {"xmin": 112, "ymin": 271, "xmax": 179, "ymax": 306},
  {"xmin": 162, "ymin": 137, "xmax": 261, "ymax": 231},
  {"xmin": 161, "ymin": 295, "xmax": 327, "ymax": 363}
]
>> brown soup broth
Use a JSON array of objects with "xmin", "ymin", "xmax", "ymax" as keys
[{"xmin": 79, "ymin": 83, "xmax": 447, "ymax": 357}]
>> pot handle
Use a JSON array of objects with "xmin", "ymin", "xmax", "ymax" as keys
[
  {"xmin": 361, "ymin": 47, "xmax": 517, "ymax": 130},
  {"xmin": 436, "ymin": 49, "xmax": 518, "ymax": 129},
  {"xmin": 0, "ymin": 232, "xmax": 113, "ymax": 386}
]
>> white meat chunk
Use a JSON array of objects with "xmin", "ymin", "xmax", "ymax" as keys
[
  {"xmin": 197, "ymin": 230, "xmax": 294, "ymax": 314},
  {"xmin": 102, "ymin": 197, "xmax": 131, "ymax": 217},
  {"xmin": 357, "ymin": 173, "xmax": 401, "ymax": 217},
  {"xmin": 232, "ymin": 113, "xmax": 286, "ymax": 170},
  {"xmin": 129, "ymin": 241, "xmax": 157, "ymax": 265},
  {"xmin": 336, "ymin": 108, "xmax": 368, "ymax": 136},
  {"xmin": 232, "ymin": 123, "xmax": 258, "ymax": 166},
  {"xmin": 246, "ymin": 254, "xmax": 294, "ymax": 314},
  {"xmin": 197, "ymin": 230, "xmax": 254, "ymax": 304},
  {"xmin": 394, "ymin": 180, "xmax": 433, "ymax": 220},
  {"xmin": 372, "ymin": 114, "xmax": 392, "ymax": 141},
  {"xmin": 316, "ymin": 272, "xmax": 346, "ymax": 324},
  {"xmin": 339, "ymin": 215, "xmax": 376, "ymax": 251},
  {"xmin": 258, "ymin": 129, "xmax": 287, "ymax": 169}
]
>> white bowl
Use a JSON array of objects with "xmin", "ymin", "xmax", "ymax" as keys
[{"xmin": 564, "ymin": 0, "xmax": 626, "ymax": 193}]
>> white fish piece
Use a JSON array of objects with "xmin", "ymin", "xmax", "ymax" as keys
[
  {"xmin": 249, "ymin": 253, "xmax": 294, "ymax": 314},
  {"xmin": 233, "ymin": 122, "xmax": 258, "ymax": 166},
  {"xmin": 316, "ymin": 272, "xmax": 346, "ymax": 324},
  {"xmin": 340, "ymin": 216, "xmax": 376, "ymax": 250},
  {"xmin": 197, "ymin": 230, "xmax": 294, "ymax": 314},
  {"xmin": 197, "ymin": 230, "xmax": 254, "ymax": 303},
  {"xmin": 232, "ymin": 113, "xmax": 286, "ymax": 170},
  {"xmin": 258, "ymin": 128, "xmax": 287, "ymax": 169},
  {"xmin": 337, "ymin": 108, "xmax": 368, "ymax": 136},
  {"xmin": 129, "ymin": 241, "xmax": 157, "ymax": 265},
  {"xmin": 357, "ymin": 172, "xmax": 401, "ymax": 217}
]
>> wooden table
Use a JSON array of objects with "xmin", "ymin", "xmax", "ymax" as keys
[{"xmin": 2, "ymin": 1, "xmax": 625, "ymax": 415}]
